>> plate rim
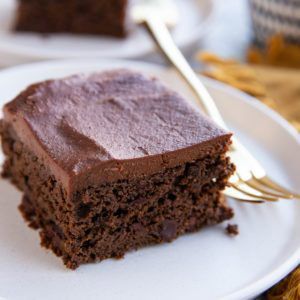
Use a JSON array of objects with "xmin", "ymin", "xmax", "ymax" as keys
[
  {"xmin": 0, "ymin": 0, "xmax": 214, "ymax": 60},
  {"xmin": 0, "ymin": 58, "xmax": 299, "ymax": 300},
  {"xmin": 203, "ymin": 76, "xmax": 300, "ymax": 300}
]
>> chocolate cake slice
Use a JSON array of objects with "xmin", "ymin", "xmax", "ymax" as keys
[
  {"xmin": 0, "ymin": 69, "xmax": 234, "ymax": 269},
  {"xmin": 15, "ymin": 0, "xmax": 129, "ymax": 37}
]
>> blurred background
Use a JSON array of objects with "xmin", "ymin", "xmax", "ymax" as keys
[
  {"xmin": 0, "ymin": 0, "xmax": 299, "ymax": 298},
  {"xmin": 198, "ymin": 0, "xmax": 251, "ymax": 59}
]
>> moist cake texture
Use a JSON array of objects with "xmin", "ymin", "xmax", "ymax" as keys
[
  {"xmin": 15, "ymin": 0, "xmax": 129, "ymax": 37},
  {"xmin": 1, "ymin": 69, "xmax": 234, "ymax": 269}
]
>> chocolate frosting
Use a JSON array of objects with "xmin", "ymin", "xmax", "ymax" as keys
[{"xmin": 3, "ymin": 69, "xmax": 231, "ymax": 194}]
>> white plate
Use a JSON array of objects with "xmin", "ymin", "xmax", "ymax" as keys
[
  {"xmin": 0, "ymin": 59, "xmax": 299, "ymax": 300},
  {"xmin": 0, "ymin": 0, "xmax": 213, "ymax": 66}
]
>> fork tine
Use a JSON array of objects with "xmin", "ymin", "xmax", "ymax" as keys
[
  {"xmin": 229, "ymin": 173, "xmax": 281, "ymax": 201},
  {"xmin": 234, "ymin": 198, "xmax": 264, "ymax": 204},
  {"xmin": 252, "ymin": 175, "xmax": 300, "ymax": 199},
  {"xmin": 229, "ymin": 183, "xmax": 279, "ymax": 202},
  {"xmin": 229, "ymin": 139, "xmax": 299, "ymax": 201},
  {"xmin": 240, "ymin": 178, "xmax": 294, "ymax": 199},
  {"xmin": 224, "ymin": 187, "xmax": 264, "ymax": 204}
]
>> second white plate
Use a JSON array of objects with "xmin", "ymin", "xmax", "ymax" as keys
[{"xmin": 0, "ymin": 0, "xmax": 213, "ymax": 66}]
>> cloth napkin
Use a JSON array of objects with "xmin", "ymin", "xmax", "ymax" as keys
[
  {"xmin": 197, "ymin": 52, "xmax": 300, "ymax": 133},
  {"xmin": 197, "ymin": 52, "xmax": 300, "ymax": 299}
]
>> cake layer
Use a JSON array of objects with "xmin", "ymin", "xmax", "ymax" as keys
[
  {"xmin": 3, "ymin": 70, "xmax": 231, "ymax": 193},
  {"xmin": 1, "ymin": 124, "xmax": 234, "ymax": 269},
  {"xmin": 1, "ymin": 70, "xmax": 235, "ymax": 269},
  {"xmin": 15, "ymin": 0, "xmax": 129, "ymax": 37}
]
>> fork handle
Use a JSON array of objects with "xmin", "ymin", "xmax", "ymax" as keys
[
  {"xmin": 143, "ymin": 16, "xmax": 266, "ymax": 178},
  {"xmin": 142, "ymin": 15, "xmax": 229, "ymax": 130}
]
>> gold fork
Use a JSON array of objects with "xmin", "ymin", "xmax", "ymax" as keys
[{"xmin": 131, "ymin": 0, "xmax": 300, "ymax": 203}]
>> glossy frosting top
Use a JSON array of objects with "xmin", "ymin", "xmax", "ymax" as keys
[{"xmin": 4, "ymin": 69, "xmax": 231, "ymax": 192}]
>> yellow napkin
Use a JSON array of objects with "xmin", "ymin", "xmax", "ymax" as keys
[
  {"xmin": 247, "ymin": 35, "xmax": 300, "ymax": 69},
  {"xmin": 197, "ymin": 52, "xmax": 300, "ymax": 132},
  {"xmin": 266, "ymin": 268, "xmax": 300, "ymax": 299}
]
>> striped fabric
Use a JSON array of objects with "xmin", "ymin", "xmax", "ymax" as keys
[{"xmin": 250, "ymin": 0, "xmax": 300, "ymax": 45}]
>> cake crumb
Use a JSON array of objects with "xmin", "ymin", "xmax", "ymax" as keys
[{"xmin": 226, "ymin": 224, "xmax": 239, "ymax": 236}]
